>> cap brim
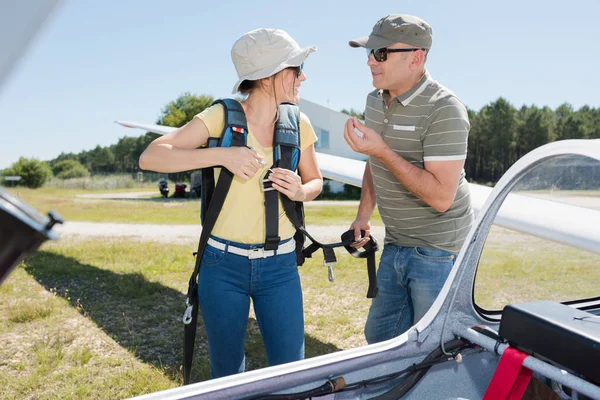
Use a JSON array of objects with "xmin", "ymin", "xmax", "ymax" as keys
[
  {"xmin": 349, "ymin": 36, "xmax": 368, "ymax": 48},
  {"xmin": 349, "ymin": 35, "xmax": 397, "ymax": 49},
  {"xmin": 232, "ymin": 45, "xmax": 316, "ymax": 94}
]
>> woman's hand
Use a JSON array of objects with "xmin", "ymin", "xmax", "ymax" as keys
[
  {"xmin": 223, "ymin": 147, "xmax": 265, "ymax": 180},
  {"xmin": 268, "ymin": 168, "xmax": 306, "ymax": 201}
]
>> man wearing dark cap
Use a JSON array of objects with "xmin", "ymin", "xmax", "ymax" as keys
[{"xmin": 344, "ymin": 14, "xmax": 474, "ymax": 344}]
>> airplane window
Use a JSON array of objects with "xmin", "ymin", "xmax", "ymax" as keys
[{"xmin": 474, "ymin": 154, "xmax": 600, "ymax": 312}]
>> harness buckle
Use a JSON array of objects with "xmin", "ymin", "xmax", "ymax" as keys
[
  {"xmin": 261, "ymin": 178, "xmax": 275, "ymax": 192},
  {"xmin": 182, "ymin": 298, "xmax": 193, "ymax": 325},
  {"xmin": 260, "ymin": 169, "xmax": 276, "ymax": 192}
]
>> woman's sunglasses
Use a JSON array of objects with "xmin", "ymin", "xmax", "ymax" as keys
[
  {"xmin": 366, "ymin": 47, "xmax": 426, "ymax": 62},
  {"xmin": 288, "ymin": 63, "xmax": 304, "ymax": 78}
]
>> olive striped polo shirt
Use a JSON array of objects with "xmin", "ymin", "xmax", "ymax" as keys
[{"xmin": 364, "ymin": 70, "xmax": 473, "ymax": 252}]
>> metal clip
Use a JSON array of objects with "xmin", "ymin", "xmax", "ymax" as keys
[
  {"xmin": 324, "ymin": 261, "xmax": 336, "ymax": 282},
  {"xmin": 260, "ymin": 169, "xmax": 276, "ymax": 192},
  {"xmin": 182, "ymin": 298, "xmax": 193, "ymax": 325}
]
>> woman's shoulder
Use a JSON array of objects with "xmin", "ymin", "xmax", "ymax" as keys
[
  {"xmin": 298, "ymin": 111, "xmax": 317, "ymax": 148},
  {"xmin": 195, "ymin": 102, "xmax": 224, "ymax": 119},
  {"xmin": 299, "ymin": 111, "xmax": 313, "ymax": 129},
  {"xmin": 195, "ymin": 103, "xmax": 225, "ymax": 137}
]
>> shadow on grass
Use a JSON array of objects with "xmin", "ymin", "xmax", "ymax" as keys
[{"xmin": 24, "ymin": 251, "xmax": 341, "ymax": 384}]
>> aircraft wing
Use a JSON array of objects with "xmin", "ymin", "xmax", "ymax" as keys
[
  {"xmin": 116, "ymin": 120, "xmax": 177, "ymax": 135},
  {"xmin": 116, "ymin": 120, "xmax": 600, "ymax": 256}
]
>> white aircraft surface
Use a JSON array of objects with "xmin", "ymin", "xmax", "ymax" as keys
[{"xmin": 1, "ymin": 3, "xmax": 599, "ymax": 398}]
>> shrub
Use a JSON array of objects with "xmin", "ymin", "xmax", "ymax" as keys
[
  {"xmin": 52, "ymin": 159, "xmax": 90, "ymax": 179},
  {"xmin": 3, "ymin": 157, "xmax": 52, "ymax": 188}
]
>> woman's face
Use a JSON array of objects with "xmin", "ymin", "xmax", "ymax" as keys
[{"xmin": 276, "ymin": 64, "xmax": 306, "ymax": 103}]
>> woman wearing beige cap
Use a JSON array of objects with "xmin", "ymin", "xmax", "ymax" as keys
[{"xmin": 139, "ymin": 28, "xmax": 322, "ymax": 379}]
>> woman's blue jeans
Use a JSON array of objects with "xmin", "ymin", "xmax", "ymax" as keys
[
  {"xmin": 364, "ymin": 244, "xmax": 457, "ymax": 344},
  {"xmin": 198, "ymin": 236, "xmax": 304, "ymax": 379}
]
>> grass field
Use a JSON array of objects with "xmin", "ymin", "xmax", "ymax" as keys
[
  {"xmin": 1, "ymin": 185, "xmax": 599, "ymax": 399},
  {"xmin": 0, "ymin": 239, "xmax": 372, "ymax": 399},
  {"xmin": 8, "ymin": 187, "xmax": 383, "ymax": 226}
]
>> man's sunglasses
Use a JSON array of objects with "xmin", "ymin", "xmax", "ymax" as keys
[
  {"xmin": 366, "ymin": 47, "xmax": 426, "ymax": 62},
  {"xmin": 288, "ymin": 63, "xmax": 304, "ymax": 78}
]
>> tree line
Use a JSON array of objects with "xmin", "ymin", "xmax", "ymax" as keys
[{"xmin": 3, "ymin": 93, "xmax": 598, "ymax": 188}]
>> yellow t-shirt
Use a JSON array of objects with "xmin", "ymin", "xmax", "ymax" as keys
[{"xmin": 194, "ymin": 103, "xmax": 318, "ymax": 244}]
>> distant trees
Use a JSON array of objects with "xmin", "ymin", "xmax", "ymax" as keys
[
  {"xmin": 154, "ymin": 93, "xmax": 215, "ymax": 182},
  {"xmin": 44, "ymin": 93, "xmax": 214, "ymax": 183},
  {"xmin": 341, "ymin": 108, "xmax": 365, "ymax": 120},
  {"xmin": 465, "ymin": 99, "xmax": 598, "ymax": 184},
  {"xmin": 157, "ymin": 93, "xmax": 214, "ymax": 128}
]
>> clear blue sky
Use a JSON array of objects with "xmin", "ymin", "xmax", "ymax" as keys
[{"xmin": 1, "ymin": 0, "xmax": 599, "ymax": 170}]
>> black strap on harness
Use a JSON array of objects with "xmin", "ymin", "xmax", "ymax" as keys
[
  {"xmin": 182, "ymin": 99, "xmax": 378, "ymax": 385},
  {"xmin": 182, "ymin": 99, "xmax": 247, "ymax": 385},
  {"xmin": 280, "ymin": 193, "xmax": 379, "ymax": 297},
  {"xmin": 262, "ymin": 102, "xmax": 301, "ymax": 251}
]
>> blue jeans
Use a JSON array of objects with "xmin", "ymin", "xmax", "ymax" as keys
[
  {"xmin": 364, "ymin": 244, "xmax": 457, "ymax": 344},
  {"xmin": 198, "ymin": 236, "xmax": 304, "ymax": 379}
]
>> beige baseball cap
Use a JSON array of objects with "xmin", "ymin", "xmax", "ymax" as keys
[
  {"xmin": 231, "ymin": 28, "xmax": 316, "ymax": 94},
  {"xmin": 349, "ymin": 14, "xmax": 432, "ymax": 50}
]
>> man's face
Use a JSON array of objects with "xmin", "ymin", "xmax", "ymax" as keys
[{"xmin": 366, "ymin": 43, "xmax": 422, "ymax": 91}]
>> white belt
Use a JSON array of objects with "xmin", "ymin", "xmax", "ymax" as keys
[{"xmin": 207, "ymin": 237, "xmax": 296, "ymax": 260}]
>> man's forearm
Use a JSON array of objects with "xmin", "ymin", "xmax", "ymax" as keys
[
  {"xmin": 377, "ymin": 147, "xmax": 448, "ymax": 212},
  {"xmin": 357, "ymin": 163, "xmax": 377, "ymax": 217}
]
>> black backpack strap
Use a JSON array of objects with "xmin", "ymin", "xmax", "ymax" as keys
[
  {"xmin": 263, "ymin": 183, "xmax": 280, "ymax": 250},
  {"xmin": 183, "ymin": 98, "xmax": 247, "ymax": 385},
  {"xmin": 263, "ymin": 103, "xmax": 301, "ymax": 251}
]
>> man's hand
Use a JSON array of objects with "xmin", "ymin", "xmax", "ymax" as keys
[
  {"xmin": 223, "ymin": 147, "xmax": 265, "ymax": 180},
  {"xmin": 344, "ymin": 117, "xmax": 388, "ymax": 157},
  {"xmin": 350, "ymin": 215, "xmax": 371, "ymax": 248},
  {"xmin": 269, "ymin": 168, "xmax": 306, "ymax": 201}
]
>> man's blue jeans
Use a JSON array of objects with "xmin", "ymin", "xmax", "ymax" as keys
[
  {"xmin": 198, "ymin": 236, "xmax": 304, "ymax": 379},
  {"xmin": 365, "ymin": 244, "xmax": 457, "ymax": 344}
]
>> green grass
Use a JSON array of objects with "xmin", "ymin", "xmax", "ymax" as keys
[
  {"xmin": 305, "ymin": 205, "xmax": 383, "ymax": 226},
  {"xmin": 0, "ymin": 239, "xmax": 375, "ymax": 399},
  {"xmin": 8, "ymin": 187, "xmax": 383, "ymax": 226},
  {"xmin": 474, "ymin": 227, "xmax": 600, "ymax": 310},
  {"xmin": 0, "ymin": 267, "xmax": 176, "ymax": 400}
]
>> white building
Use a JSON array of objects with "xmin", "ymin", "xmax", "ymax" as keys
[{"xmin": 299, "ymin": 99, "xmax": 366, "ymax": 194}]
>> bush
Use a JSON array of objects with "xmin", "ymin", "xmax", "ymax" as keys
[
  {"xmin": 57, "ymin": 165, "xmax": 90, "ymax": 179},
  {"xmin": 3, "ymin": 157, "xmax": 52, "ymax": 188},
  {"xmin": 52, "ymin": 160, "xmax": 90, "ymax": 179}
]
